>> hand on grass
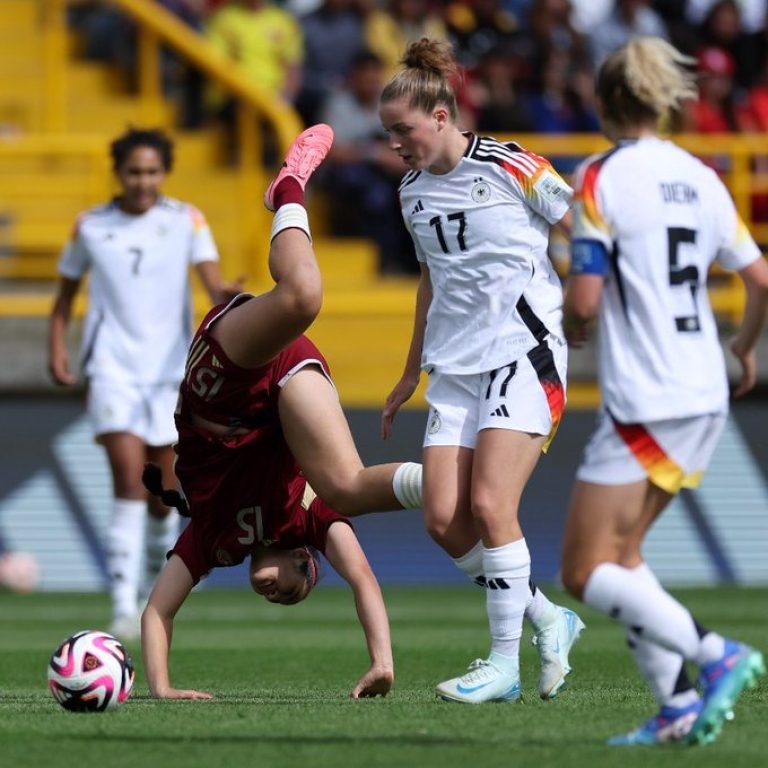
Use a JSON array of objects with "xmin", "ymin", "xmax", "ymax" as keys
[
  {"xmin": 350, "ymin": 666, "xmax": 394, "ymax": 699},
  {"xmin": 154, "ymin": 687, "xmax": 214, "ymax": 700}
]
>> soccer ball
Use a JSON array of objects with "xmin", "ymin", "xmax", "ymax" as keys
[
  {"xmin": 47, "ymin": 630, "xmax": 135, "ymax": 712},
  {"xmin": 0, "ymin": 551, "xmax": 40, "ymax": 593}
]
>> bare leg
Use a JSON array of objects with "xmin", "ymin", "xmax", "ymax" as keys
[{"xmin": 279, "ymin": 367, "xmax": 413, "ymax": 515}]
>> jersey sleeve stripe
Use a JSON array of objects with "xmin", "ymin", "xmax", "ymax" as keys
[{"xmin": 577, "ymin": 156, "xmax": 610, "ymax": 233}]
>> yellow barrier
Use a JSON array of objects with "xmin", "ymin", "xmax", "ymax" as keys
[{"xmin": 31, "ymin": 0, "xmax": 307, "ymax": 279}]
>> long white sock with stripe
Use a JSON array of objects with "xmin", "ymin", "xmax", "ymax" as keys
[
  {"xmin": 107, "ymin": 498, "xmax": 146, "ymax": 619},
  {"xmin": 584, "ymin": 561, "xmax": 724, "ymax": 666},
  {"xmin": 483, "ymin": 539, "xmax": 530, "ymax": 660},
  {"xmin": 452, "ymin": 541, "xmax": 556, "ymax": 630}
]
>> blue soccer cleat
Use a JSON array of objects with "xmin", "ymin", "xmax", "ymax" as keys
[
  {"xmin": 531, "ymin": 606, "xmax": 586, "ymax": 699},
  {"xmin": 687, "ymin": 641, "xmax": 765, "ymax": 746},
  {"xmin": 436, "ymin": 654, "xmax": 522, "ymax": 704},
  {"xmin": 607, "ymin": 700, "xmax": 703, "ymax": 746}
]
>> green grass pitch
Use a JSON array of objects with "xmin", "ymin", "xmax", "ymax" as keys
[{"xmin": 1, "ymin": 586, "xmax": 766, "ymax": 768}]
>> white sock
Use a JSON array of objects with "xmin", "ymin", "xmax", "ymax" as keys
[
  {"xmin": 142, "ymin": 511, "xmax": 180, "ymax": 598},
  {"xmin": 392, "ymin": 462, "xmax": 422, "ymax": 509},
  {"xmin": 452, "ymin": 542, "xmax": 557, "ymax": 631},
  {"xmin": 483, "ymin": 539, "xmax": 530, "ymax": 659},
  {"xmin": 627, "ymin": 626, "xmax": 700, "ymax": 708},
  {"xmin": 452, "ymin": 540, "xmax": 483, "ymax": 582},
  {"xmin": 270, "ymin": 203, "xmax": 311, "ymax": 242},
  {"xmin": 525, "ymin": 583, "xmax": 560, "ymax": 633},
  {"xmin": 584, "ymin": 562, "xmax": 721, "ymax": 666},
  {"xmin": 623, "ymin": 563, "xmax": 696, "ymax": 706},
  {"xmin": 107, "ymin": 498, "xmax": 146, "ymax": 619}
]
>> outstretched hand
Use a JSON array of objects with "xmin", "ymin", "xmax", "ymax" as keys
[
  {"xmin": 154, "ymin": 687, "xmax": 214, "ymax": 700},
  {"xmin": 350, "ymin": 666, "xmax": 394, "ymax": 699}
]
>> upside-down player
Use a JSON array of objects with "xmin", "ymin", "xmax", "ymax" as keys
[{"xmin": 140, "ymin": 124, "xmax": 423, "ymax": 701}]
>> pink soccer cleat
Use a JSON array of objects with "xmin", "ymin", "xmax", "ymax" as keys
[{"xmin": 264, "ymin": 124, "xmax": 334, "ymax": 211}]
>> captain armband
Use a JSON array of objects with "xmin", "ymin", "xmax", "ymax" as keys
[{"xmin": 570, "ymin": 239, "xmax": 609, "ymax": 276}]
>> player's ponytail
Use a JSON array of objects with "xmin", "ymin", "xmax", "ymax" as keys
[
  {"xmin": 597, "ymin": 37, "xmax": 697, "ymax": 136},
  {"xmin": 380, "ymin": 37, "xmax": 460, "ymax": 120}
]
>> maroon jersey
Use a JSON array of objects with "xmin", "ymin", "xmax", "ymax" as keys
[{"xmin": 172, "ymin": 295, "xmax": 349, "ymax": 583}]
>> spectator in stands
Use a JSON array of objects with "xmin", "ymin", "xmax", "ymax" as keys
[
  {"xmin": 467, "ymin": 44, "xmax": 535, "ymax": 133},
  {"xmin": 444, "ymin": 0, "xmax": 521, "ymax": 70},
  {"xmin": 158, "ymin": 1, "xmax": 210, "ymax": 128},
  {"xmin": 694, "ymin": 0, "xmax": 764, "ymax": 90},
  {"xmin": 364, "ymin": 0, "xmax": 449, "ymax": 80},
  {"xmin": 588, "ymin": 0, "xmax": 668, "ymax": 70},
  {"xmin": 204, "ymin": 0, "xmax": 304, "ymax": 118},
  {"xmin": 523, "ymin": 46, "xmax": 599, "ymax": 135},
  {"xmin": 526, "ymin": 0, "xmax": 592, "ymax": 76},
  {"xmin": 68, "ymin": 1, "xmax": 209, "ymax": 128},
  {"xmin": 295, "ymin": 0, "xmax": 367, "ymax": 126},
  {"xmin": 67, "ymin": 1, "xmax": 134, "ymax": 75},
  {"xmin": 48, "ymin": 128, "xmax": 241, "ymax": 641},
  {"xmin": 320, "ymin": 51, "xmax": 417, "ymax": 274},
  {"xmin": 685, "ymin": 46, "xmax": 745, "ymax": 133}
]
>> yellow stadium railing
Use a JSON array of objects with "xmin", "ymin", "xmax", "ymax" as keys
[{"xmin": 39, "ymin": 0, "xmax": 305, "ymax": 279}]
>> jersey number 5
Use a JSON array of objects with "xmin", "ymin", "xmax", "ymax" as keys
[{"xmin": 668, "ymin": 227, "xmax": 701, "ymax": 333}]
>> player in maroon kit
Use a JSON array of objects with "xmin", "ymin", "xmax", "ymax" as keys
[{"xmin": 141, "ymin": 124, "xmax": 423, "ymax": 701}]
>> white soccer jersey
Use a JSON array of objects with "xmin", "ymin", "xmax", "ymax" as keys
[
  {"xmin": 570, "ymin": 136, "xmax": 761, "ymax": 422},
  {"xmin": 58, "ymin": 197, "xmax": 219, "ymax": 385},
  {"xmin": 399, "ymin": 134, "xmax": 572, "ymax": 375}
]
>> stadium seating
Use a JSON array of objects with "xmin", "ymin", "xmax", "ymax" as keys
[{"xmin": 0, "ymin": 0, "xmax": 764, "ymax": 403}]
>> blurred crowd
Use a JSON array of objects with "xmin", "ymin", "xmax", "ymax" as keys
[{"xmin": 67, "ymin": 0, "xmax": 768, "ymax": 273}]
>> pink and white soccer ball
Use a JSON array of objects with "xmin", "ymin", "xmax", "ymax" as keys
[
  {"xmin": 0, "ymin": 551, "xmax": 40, "ymax": 593},
  {"xmin": 47, "ymin": 630, "xmax": 135, "ymax": 712}
]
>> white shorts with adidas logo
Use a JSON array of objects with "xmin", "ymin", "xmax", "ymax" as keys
[{"xmin": 422, "ymin": 340, "xmax": 567, "ymax": 450}]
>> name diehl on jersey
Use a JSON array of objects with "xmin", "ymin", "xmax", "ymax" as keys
[{"xmin": 660, "ymin": 182, "xmax": 699, "ymax": 204}]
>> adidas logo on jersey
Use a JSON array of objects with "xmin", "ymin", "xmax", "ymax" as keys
[
  {"xmin": 211, "ymin": 355, "xmax": 223, "ymax": 369},
  {"xmin": 411, "ymin": 200, "xmax": 424, "ymax": 214},
  {"xmin": 490, "ymin": 405, "xmax": 510, "ymax": 417}
]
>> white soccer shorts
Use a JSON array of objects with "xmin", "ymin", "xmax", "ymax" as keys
[
  {"xmin": 87, "ymin": 377, "xmax": 179, "ymax": 447},
  {"xmin": 422, "ymin": 340, "xmax": 567, "ymax": 450},
  {"xmin": 576, "ymin": 408, "xmax": 727, "ymax": 494}
]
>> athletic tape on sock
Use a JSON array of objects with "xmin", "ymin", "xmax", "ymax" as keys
[{"xmin": 270, "ymin": 203, "xmax": 311, "ymax": 242}]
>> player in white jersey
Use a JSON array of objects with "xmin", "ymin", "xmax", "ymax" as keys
[
  {"xmin": 380, "ymin": 38, "xmax": 585, "ymax": 704},
  {"xmin": 48, "ymin": 128, "xmax": 241, "ymax": 640},
  {"xmin": 561, "ymin": 38, "xmax": 768, "ymax": 746}
]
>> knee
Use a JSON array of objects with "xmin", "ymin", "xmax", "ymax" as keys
[
  {"xmin": 423, "ymin": 511, "xmax": 451, "ymax": 546},
  {"xmin": 285, "ymin": 277, "xmax": 322, "ymax": 327},
  {"xmin": 470, "ymin": 493, "xmax": 518, "ymax": 541},
  {"xmin": 319, "ymin": 478, "xmax": 360, "ymax": 517}
]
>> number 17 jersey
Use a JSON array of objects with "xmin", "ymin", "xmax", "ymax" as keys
[{"xmin": 399, "ymin": 134, "xmax": 572, "ymax": 375}]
